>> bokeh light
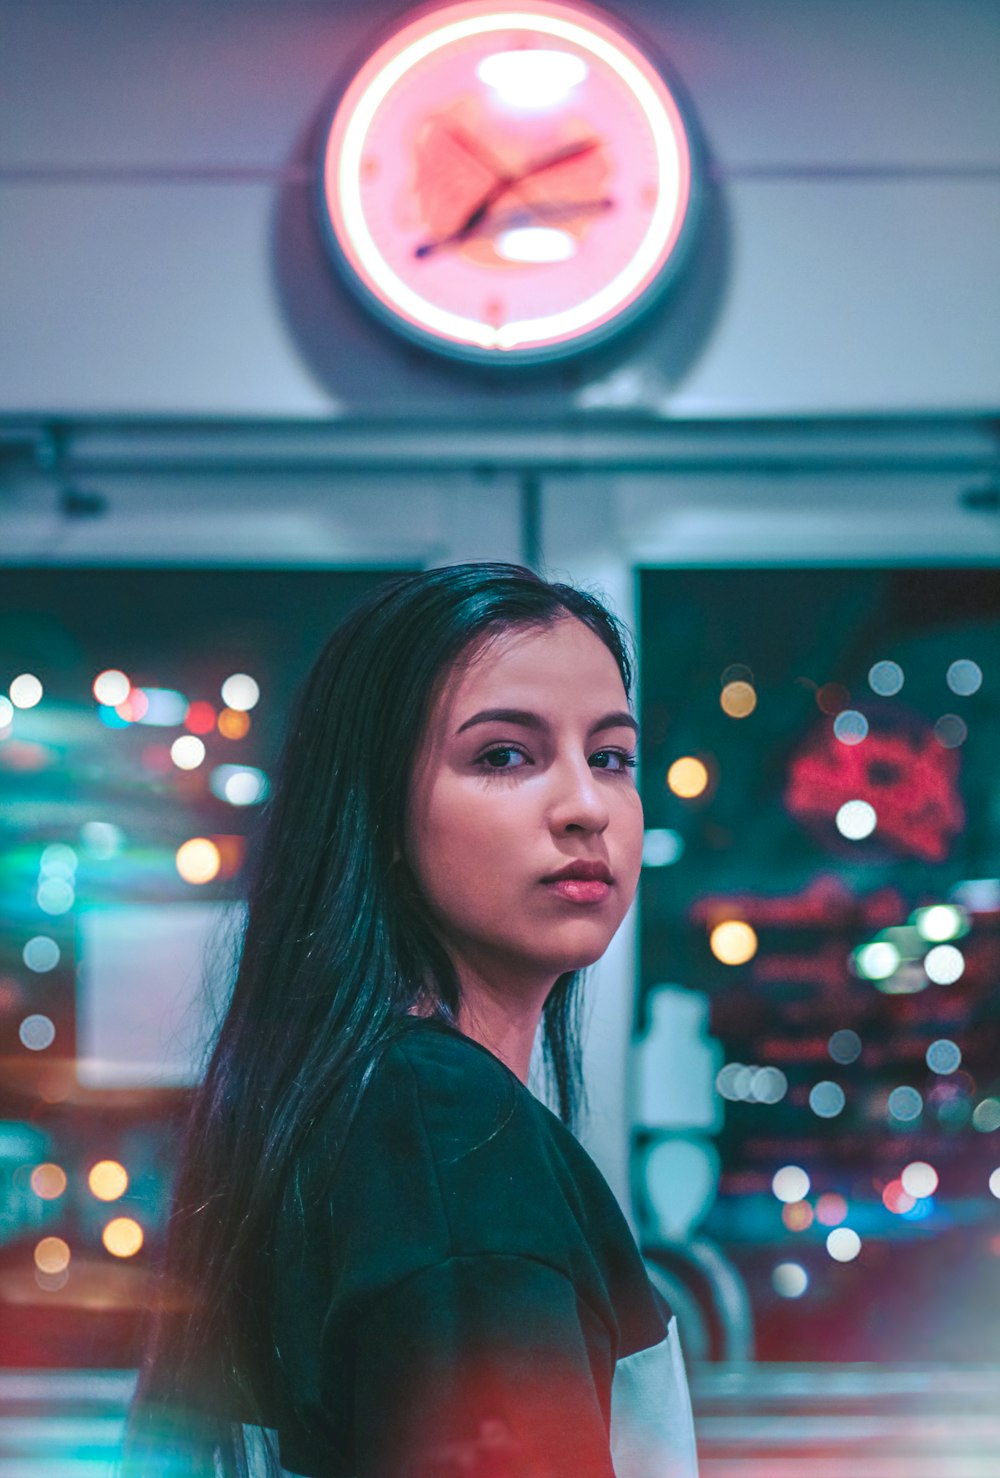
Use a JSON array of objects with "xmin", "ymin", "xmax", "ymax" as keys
[
  {"xmin": 924, "ymin": 944, "xmax": 965, "ymax": 985},
  {"xmin": 750, "ymin": 1067, "xmax": 788, "ymax": 1104},
  {"xmin": 914, "ymin": 905, "xmax": 965, "ymax": 942},
  {"xmin": 882, "ymin": 1179, "xmax": 916, "ymax": 1214},
  {"xmin": 901, "ymin": 1161, "xmax": 939, "ymax": 1198},
  {"xmin": 102, "ymin": 1217, "xmax": 144, "ymax": 1258},
  {"xmin": 888, "ymin": 1086, "xmax": 923, "ymax": 1122},
  {"xmin": 208, "ymin": 765, "xmax": 269, "ymax": 806},
  {"xmin": 667, "ymin": 756, "xmax": 709, "ymax": 798},
  {"xmin": 833, "ymin": 709, "xmax": 868, "ymax": 745},
  {"xmin": 175, "ymin": 838, "xmax": 221, "ymax": 885},
  {"xmin": 19, "ymin": 1013, "xmax": 55, "ymax": 1050},
  {"xmin": 10, "ymin": 673, "xmax": 43, "ymax": 709},
  {"xmin": 782, "ymin": 1200, "xmax": 814, "ymax": 1231},
  {"xmin": 989, "ymin": 1169, "xmax": 1000, "ymax": 1199},
  {"xmin": 115, "ymin": 688, "xmax": 149, "ymax": 723},
  {"xmin": 220, "ymin": 673, "xmax": 260, "ymax": 711},
  {"xmin": 170, "ymin": 735, "xmax": 206, "ymax": 770},
  {"xmin": 92, "ymin": 669, "xmax": 130, "ymax": 706},
  {"xmin": 933, "ymin": 714, "xmax": 967, "ymax": 748},
  {"xmin": 972, "ymin": 1099, "xmax": 1000, "ymax": 1133},
  {"xmin": 34, "ymin": 1236, "xmax": 70, "ymax": 1274},
  {"xmin": 30, "ymin": 1163, "xmax": 67, "ymax": 1199},
  {"xmin": 826, "ymin": 1227, "xmax": 861, "ymax": 1262},
  {"xmin": 185, "ymin": 700, "xmax": 217, "ymax": 735},
  {"xmin": 40, "ymin": 843, "xmax": 77, "ymax": 879},
  {"xmin": 868, "ymin": 660, "xmax": 904, "ymax": 696},
  {"xmin": 815, "ymin": 1193, "xmax": 848, "ymax": 1227},
  {"xmin": 218, "ymin": 707, "xmax": 251, "ymax": 740},
  {"xmin": 37, "ymin": 877, "xmax": 74, "ymax": 915},
  {"xmin": 134, "ymin": 688, "xmax": 188, "ymax": 726},
  {"xmin": 23, "ymin": 936, "xmax": 60, "ymax": 972},
  {"xmin": 855, "ymin": 941, "xmax": 899, "ymax": 980},
  {"xmin": 772, "ymin": 1263, "xmax": 809, "ymax": 1298},
  {"xmin": 816, "ymin": 683, "xmax": 851, "ymax": 715},
  {"xmin": 80, "ymin": 820, "xmax": 125, "ymax": 859},
  {"xmin": 720, "ymin": 681, "xmax": 757, "ymax": 718},
  {"xmin": 828, "ymin": 1029, "xmax": 862, "ymax": 1064},
  {"xmin": 710, "ymin": 920, "xmax": 758, "ymax": 965},
  {"xmin": 642, "ymin": 829, "xmax": 684, "ymax": 866},
  {"xmin": 88, "ymin": 1160, "xmax": 129, "ymax": 1201},
  {"xmin": 946, "ymin": 659, "xmax": 982, "ymax": 696},
  {"xmin": 772, "ymin": 1165, "xmax": 810, "ymax": 1203},
  {"xmin": 0, "ymin": 696, "xmax": 13, "ymax": 729},
  {"xmin": 809, "ymin": 1081, "xmax": 846, "ymax": 1118},
  {"xmin": 926, "ymin": 1039, "xmax": 962, "ymax": 1074},
  {"xmin": 836, "ymin": 799, "xmax": 876, "ymax": 840}
]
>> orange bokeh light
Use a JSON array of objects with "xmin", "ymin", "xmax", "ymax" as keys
[
  {"xmin": 102, "ymin": 1217, "xmax": 144, "ymax": 1258},
  {"xmin": 218, "ymin": 707, "xmax": 250, "ymax": 740},
  {"xmin": 667, "ymin": 756, "xmax": 709, "ymax": 798},
  {"xmin": 176, "ymin": 837, "xmax": 221, "ymax": 885},
  {"xmin": 88, "ymin": 1160, "xmax": 128, "ymax": 1202},
  {"xmin": 782, "ymin": 1200, "xmax": 814, "ymax": 1232},
  {"xmin": 30, "ymin": 1163, "xmax": 67, "ymax": 1200},
  {"xmin": 34, "ymin": 1236, "xmax": 71, "ymax": 1274}
]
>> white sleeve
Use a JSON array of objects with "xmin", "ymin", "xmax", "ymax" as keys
[{"xmin": 609, "ymin": 1314, "xmax": 699, "ymax": 1478}]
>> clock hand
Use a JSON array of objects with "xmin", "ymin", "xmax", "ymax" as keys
[
  {"xmin": 414, "ymin": 197, "xmax": 613, "ymax": 259},
  {"xmin": 514, "ymin": 136, "xmax": 599, "ymax": 184},
  {"xmin": 415, "ymin": 136, "xmax": 601, "ymax": 257}
]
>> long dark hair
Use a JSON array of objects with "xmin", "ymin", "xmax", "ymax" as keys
[{"xmin": 125, "ymin": 562, "xmax": 634, "ymax": 1476}]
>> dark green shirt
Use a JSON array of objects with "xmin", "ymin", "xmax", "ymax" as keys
[{"xmin": 264, "ymin": 1015, "xmax": 696, "ymax": 1477}]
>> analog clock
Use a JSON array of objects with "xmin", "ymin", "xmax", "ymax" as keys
[{"xmin": 319, "ymin": 0, "xmax": 697, "ymax": 363}]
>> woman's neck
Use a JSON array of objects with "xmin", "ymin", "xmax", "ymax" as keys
[{"xmin": 408, "ymin": 971, "xmax": 551, "ymax": 1084}]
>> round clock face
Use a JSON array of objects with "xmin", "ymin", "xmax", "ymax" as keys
[{"xmin": 319, "ymin": 0, "xmax": 696, "ymax": 362}]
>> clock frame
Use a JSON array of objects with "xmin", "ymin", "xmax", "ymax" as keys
[{"xmin": 318, "ymin": 0, "xmax": 699, "ymax": 364}]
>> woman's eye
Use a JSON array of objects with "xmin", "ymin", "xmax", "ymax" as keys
[
  {"xmin": 591, "ymin": 749, "xmax": 638, "ymax": 773},
  {"xmin": 479, "ymin": 746, "xmax": 527, "ymax": 770}
]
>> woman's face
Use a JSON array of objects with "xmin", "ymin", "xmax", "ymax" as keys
[{"xmin": 405, "ymin": 617, "xmax": 644, "ymax": 995}]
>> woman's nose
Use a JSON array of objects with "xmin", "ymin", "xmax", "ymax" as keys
[{"xmin": 548, "ymin": 759, "xmax": 610, "ymax": 833}]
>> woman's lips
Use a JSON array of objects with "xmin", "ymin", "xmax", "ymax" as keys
[{"xmin": 543, "ymin": 878, "xmax": 611, "ymax": 904}]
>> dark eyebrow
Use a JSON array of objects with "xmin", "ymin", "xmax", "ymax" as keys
[{"xmin": 455, "ymin": 707, "xmax": 639, "ymax": 739}]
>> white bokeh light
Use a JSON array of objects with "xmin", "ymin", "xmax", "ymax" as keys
[
  {"xmin": 924, "ymin": 945, "xmax": 965, "ymax": 985},
  {"xmin": 220, "ymin": 674, "xmax": 260, "ymax": 711},
  {"xmin": 826, "ymin": 1227, "xmax": 861, "ymax": 1262},
  {"xmin": 836, "ymin": 800, "xmax": 876, "ymax": 840},
  {"xmin": 772, "ymin": 1166, "xmax": 810, "ymax": 1203},
  {"xmin": 855, "ymin": 941, "xmax": 899, "ymax": 980},
  {"xmin": 10, "ymin": 673, "xmax": 43, "ymax": 709},
  {"xmin": 170, "ymin": 735, "xmax": 206, "ymax": 771},
  {"xmin": 772, "ymin": 1263, "xmax": 809, "ymax": 1298},
  {"xmin": 92, "ymin": 669, "xmax": 131, "ymax": 706},
  {"xmin": 901, "ymin": 1162, "xmax": 939, "ymax": 1199}
]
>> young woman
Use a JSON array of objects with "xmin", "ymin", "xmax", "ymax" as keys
[{"xmin": 127, "ymin": 563, "xmax": 698, "ymax": 1478}]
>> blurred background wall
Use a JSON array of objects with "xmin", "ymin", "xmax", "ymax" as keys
[{"xmin": 1, "ymin": 1, "xmax": 999, "ymax": 1473}]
